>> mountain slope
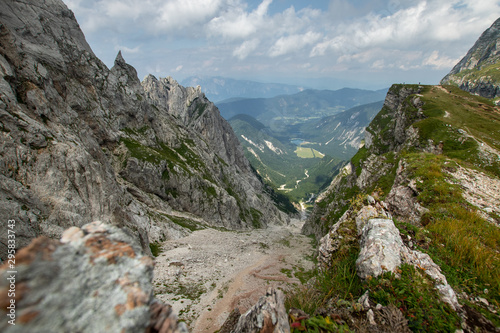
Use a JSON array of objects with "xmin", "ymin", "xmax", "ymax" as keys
[
  {"xmin": 299, "ymin": 100, "xmax": 384, "ymax": 159},
  {"xmin": 0, "ymin": 0, "xmax": 286, "ymax": 259},
  {"xmin": 441, "ymin": 17, "xmax": 500, "ymax": 99},
  {"xmin": 217, "ymin": 88, "xmax": 388, "ymax": 129},
  {"xmin": 299, "ymin": 84, "xmax": 500, "ymax": 331}
]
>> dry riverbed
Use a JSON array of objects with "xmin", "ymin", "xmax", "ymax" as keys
[{"xmin": 153, "ymin": 218, "xmax": 314, "ymax": 332}]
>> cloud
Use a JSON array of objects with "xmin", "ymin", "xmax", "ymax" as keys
[
  {"xmin": 423, "ymin": 51, "xmax": 459, "ymax": 69},
  {"xmin": 207, "ymin": 0, "xmax": 272, "ymax": 39},
  {"xmin": 233, "ymin": 39, "xmax": 260, "ymax": 59},
  {"xmin": 269, "ymin": 31, "xmax": 321, "ymax": 57},
  {"xmin": 114, "ymin": 45, "xmax": 141, "ymax": 54},
  {"xmin": 155, "ymin": 0, "xmax": 224, "ymax": 31},
  {"xmin": 65, "ymin": 0, "xmax": 500, "ymax": 88}
]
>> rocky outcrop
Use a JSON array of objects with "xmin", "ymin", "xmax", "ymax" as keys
[
  {"xmin": 441, "ymin": 17, "xmax": 500, "ymax": 99},
  {"xmin": 0, "ymin": 221, "xmax": 187, "ymax": 333},
  {"xmin": 230, "ymin": 288, "xmax": 290, "ymax": 333},
  {"xmin": 356, "ymin": 218, "xmax": 404, "ymax": 279},
  {"xmin": 0, "ymin": 0, "xmax": 286, "ymax": 259},
  {"xmin": 303, "ymin": 85, "xmax": 423, "ymax": 240}
]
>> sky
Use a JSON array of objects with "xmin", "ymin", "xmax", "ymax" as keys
[{"xmin": 63, "ymin": 0, "xmax": 500, "ymax": 90}]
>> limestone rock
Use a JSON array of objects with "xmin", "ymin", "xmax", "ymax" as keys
[
  {"xmin": 0, "ymin": 221, "xmax": 186, "ymax": 333},
  {"xmin": 231, "ymin": 288, "xmax": 290, "ymax": 333},
  {"xmin": 386, "ymin": 160, "xmax": 429, "ymax": 224},
  {"xmin": 356, "ymin": 218, "xmax": 404, "ymax": 279},
  {"xmin": 0, "ymin": 0, "xmax": 287, "ymax": 259}
]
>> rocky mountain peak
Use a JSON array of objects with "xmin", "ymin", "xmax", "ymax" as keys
[
  {"xmin": 441, "ymin": 17, "xmax": 500, "ymax": 99},
  {"xmin": 0, "ymin": 0, "xmax": 287, "ymax": 261}
]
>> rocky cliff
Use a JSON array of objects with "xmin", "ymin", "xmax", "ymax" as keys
[
  {"xmin": 0, "ymin": 0, "xmax": 287, "ymax": 260},
  {"xmin": 441, "ymin": 17, "xmax": 500, "ymax": 99}
]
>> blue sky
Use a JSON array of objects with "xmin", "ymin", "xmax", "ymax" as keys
[{"xmin": 64, "ymin": 0, "xmax": 500, "ymax": 90}]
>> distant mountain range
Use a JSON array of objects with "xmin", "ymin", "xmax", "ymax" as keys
[
  {"xmin": 181, "ymin": 76, "xmax": 304, "ymax": 102},
  {"xmin": 217, "ymin": 88, "xmax": 388, "ymax": 135}
]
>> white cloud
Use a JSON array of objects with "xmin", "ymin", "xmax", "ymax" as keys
[
  {"xmin": 233, "ymin": 39, "xmax": 260, "ymax": 59},
  {"xmin": 207, "ymin": 0, "xmax": 272, "ymax": 39},
  {"xmin": 423, "ymin": 51, "xmax": 459, "ymax": 69},
  {"xmin": 155, "ymin": 0, "xmax": 224, "ymax": 31},
  {"xmin": 269, "ymin": 31, "xmax": 321, "ymax": 57},
  {"xmin": 65, "ymin": 0, "xmax": 500, "ymax": 87}
]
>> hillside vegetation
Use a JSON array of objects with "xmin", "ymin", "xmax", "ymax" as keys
[{"xmin": 294, "ymin": 84, "xmax": 500, "ymax": 332}]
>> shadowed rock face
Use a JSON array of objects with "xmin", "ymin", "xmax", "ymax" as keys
[
  {"xmin": 0, "ymin": 221, "xmax": 188, "ymax": 333},
  {"xmin": 0, "ymin": 0, "xmax": 287, "ymax": 259}
]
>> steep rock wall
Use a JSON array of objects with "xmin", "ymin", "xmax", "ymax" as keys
[{"xmin": 0, "ymin": 0, "xmax": 286, "ymax": 259}]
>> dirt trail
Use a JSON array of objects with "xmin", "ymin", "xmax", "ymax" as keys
[{"xmin": 153, "ymin": 218, "xmax": 314, "ymax": 332}]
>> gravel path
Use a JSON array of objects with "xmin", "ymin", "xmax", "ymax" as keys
[{"xmin": 153, "ymin": 218, "xmax": 314, "ymax": 332}]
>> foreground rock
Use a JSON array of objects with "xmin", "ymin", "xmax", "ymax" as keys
[
  {"xmin": 0, "ymin": 222, "xmax": 186, "ymax": 333},
  {"xmin": 230, "ymin": 288, "xmax": 290, "ymax": 333}
]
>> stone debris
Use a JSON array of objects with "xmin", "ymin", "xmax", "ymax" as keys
[
  {"xmin": 448, "ymin": 164, "xmax": 500, "ymax": 223},
  {"xmin": 0, "ymin": 221, "xmax": 186, "ymax": 333}
]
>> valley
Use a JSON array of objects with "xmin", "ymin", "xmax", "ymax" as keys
[
  {"xmin": 1, "ymin": 1, "xmax": 500, "ymax": 333},
  {"xmin": 152, "ymin": 219, "xmax": 314, "ymax": 332},
  {"xmin": 224, "ymin": 93, "xmax": 385, "ymax": 203}
]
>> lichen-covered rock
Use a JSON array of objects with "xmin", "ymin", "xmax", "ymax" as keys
[
  {"xmin": 231, "ymin": 288, "xmax": 290, "ymax": 333},
  {"xmin": 356, "ymin": 218, "xmax": 404, "ymax": 279},
  {"xmin": 0, "ymin": 221, "xmax": 187, "ymax": 333}
]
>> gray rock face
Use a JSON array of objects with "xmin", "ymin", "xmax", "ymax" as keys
[
  {"xmin": 0, "ymin": 0, "xmax": 286, "ymax": 259},
  {"xmin": 386, "ymin": 160, "xmax": 429, "ymax": 224},
  {"xmin": 441, "ymin": 17, "xmax": 500, "ymax": 98},
  {"xmin": 231, "ymin": 288, "xmax": 290, "ymax": 333},
  {"xmin": 0, "ymin": 221, "xmax": 187, "ymax": 333}
]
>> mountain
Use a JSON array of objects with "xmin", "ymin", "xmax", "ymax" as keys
[
  {"xmin": 441, "ymin": 17, "xmax": 500, "ymax": 99},
  {"xmin": 216, "ymin": 88, "xmax": 388, "ymax": 132},
  {"xmin": 228, "ymin": 101, "xmax": 383, "ymax": 202},
  {"xmin": 0, "ymin": 0, "xmax": 287, "ymax": 261},
  {"xmin": 299, "ymin": 83, "xmax": 500, "ymax": 330},
  {"xmin": 299, "ymin": 101, "xmax": 384, "ymax": 160},
  {"xmin": 229, "ymin": 114, "xmax": 343, "ymax": 202},
  {"xmin": 181, "ymin": 76, "xmax": 304, "ymax": 102}
]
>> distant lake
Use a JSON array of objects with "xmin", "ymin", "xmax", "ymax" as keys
[{"xmin": 291, "ymin": 139, "xmax": 305, "ymax": 145}]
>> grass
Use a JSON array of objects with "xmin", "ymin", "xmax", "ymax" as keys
[
  {"xmin": 149, "ymin": 242, "xmax": 162, "ymax": 257},
  {"xmin": 366, "ymin": 264, "xmax": 461, "ymax": 332},
  {"xmin": 169, "ymin": 215, "xmax": 203, "ymax": 232},
  {"xmin": 295, "ymin": 146, "xmax": 325, "ymax": 159},
  {"xmin": 285, "ymin": 218, "xmax": 362, "ymax": 315}
]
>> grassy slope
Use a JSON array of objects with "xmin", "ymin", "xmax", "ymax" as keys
[{"xmin": 289, "ymin": 84, "xmax": 500, "ymax": 332}]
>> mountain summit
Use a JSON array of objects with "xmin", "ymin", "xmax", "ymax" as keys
[{"xmin": 441, "ymin": 17, "xmax": 500, "ymax": 99}]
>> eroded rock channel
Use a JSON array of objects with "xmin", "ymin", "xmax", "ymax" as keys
[{"xmin": 153, "ymin": 219, "xmax": 314, "ymax": 332}]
